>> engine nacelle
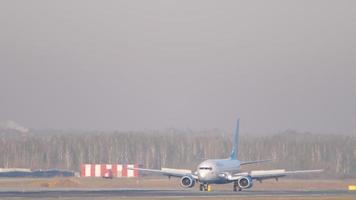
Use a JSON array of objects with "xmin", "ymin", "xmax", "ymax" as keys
[
  {"xmin": 180, "ymin": 175, "xmax": 195, "ymax": 188},
  {"xmin": 237, "ymin": 175, "xmax": 253, "ymax": 189}
]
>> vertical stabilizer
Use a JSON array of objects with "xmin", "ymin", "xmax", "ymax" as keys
[{"xmin": 229, "ymin": 119, "xmax": 240, "ymax": 160}]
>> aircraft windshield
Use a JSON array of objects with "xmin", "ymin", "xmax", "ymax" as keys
[{"xmin": 199, "ymin": 167, "xmax": 212, "ymax": 170}]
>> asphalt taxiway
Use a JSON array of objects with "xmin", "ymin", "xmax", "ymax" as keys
[{"xmin": 0, "ymin": 189, "xmax": 354, "ymax": 198}]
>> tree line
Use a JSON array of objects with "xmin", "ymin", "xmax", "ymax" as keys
[{"xmin": 0, "ymin": 129, "xmax": 355, "ymax": 178}]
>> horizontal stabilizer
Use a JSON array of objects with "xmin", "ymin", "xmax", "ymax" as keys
[{"xmin": 240, "ymin": 159, "xmax": 272, "ymax": 165}]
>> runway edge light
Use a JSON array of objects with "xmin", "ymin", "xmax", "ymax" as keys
[{"xmin": 348, "ymin": 185, "xmax": 356, "ymax": 191}]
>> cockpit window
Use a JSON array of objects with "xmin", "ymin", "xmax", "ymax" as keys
[{"xmin": 199, "ymin": 167, "xmax": 213, "ymax": 170}]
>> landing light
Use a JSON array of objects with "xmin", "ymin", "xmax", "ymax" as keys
[{"xmin": 218, "ymin": 173, "xmax": 226, "ymax": 177}]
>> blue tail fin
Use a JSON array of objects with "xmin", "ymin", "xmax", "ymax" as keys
[{"xmin": 229, "ymin": 119, "xmax": 240, "ymax": 160}]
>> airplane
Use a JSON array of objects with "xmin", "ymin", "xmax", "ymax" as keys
[{"xmin": 129, "ymin": 119, "xmax": 322, "ymax": 191}]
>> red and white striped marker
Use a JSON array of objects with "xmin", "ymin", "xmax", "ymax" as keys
[{"xmin": 80, "ymin": 164, "xmax": 139, "ymax": 177}]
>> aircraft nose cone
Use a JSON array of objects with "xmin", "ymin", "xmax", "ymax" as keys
[
  {"xmin": 198, "ymin": 170, "xmax": 208, "ymax": 180},
  {"xmin": 198, "ymin": 171, "xmax": 209, "ymax": 180}
]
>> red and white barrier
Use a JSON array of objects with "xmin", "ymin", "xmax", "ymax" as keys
[{"xmin": 80, "ymin": 164, "xmax": 139, "ymax": 177}]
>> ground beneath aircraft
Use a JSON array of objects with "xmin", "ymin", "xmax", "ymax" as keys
[
  {"xmin": 0, "ymin": 188, "xmax": 355, "ymax": 200},
  {"xmin": 0, "ymin": 178, "xmax": 355, "ymax": 199}
]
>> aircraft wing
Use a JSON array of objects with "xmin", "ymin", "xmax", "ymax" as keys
[
  {"xmin": 224, "ymin": 169, "xmax": 323, "ymax": 181},
  {"xmin": 127, "ymin": 167, "xmax": 197, "ymax": 179}
]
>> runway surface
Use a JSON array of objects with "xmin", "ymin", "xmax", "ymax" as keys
[{"xmin": 0, "ymin": 188, "xmax": 355, "ymax": 198}]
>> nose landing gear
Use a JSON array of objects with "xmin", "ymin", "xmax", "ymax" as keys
[
  {"xmin": 199, "ymin": 183, "xmax": 211, "ymax": 191},
  {"xmin": 233, "ymin": 181, "xmax": 242, "ymax": 192}
]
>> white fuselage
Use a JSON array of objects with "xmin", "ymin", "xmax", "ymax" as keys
[{"xmin": 197, "ymin": 159, "xmax": 241, "ymax": 184}]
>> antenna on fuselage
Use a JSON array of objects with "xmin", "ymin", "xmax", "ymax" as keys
[{"xmin": 229, "ymin": 118, "xmax": 240, "ymax": 160}]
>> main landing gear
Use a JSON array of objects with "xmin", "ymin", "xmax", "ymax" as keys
[
  {"xmin": 199, "ymin": 183, "xmax": 210, "ymax": 191},
  {"xmin": 233, "ymin": 181, "xmax": 242, "ymax": 192}
]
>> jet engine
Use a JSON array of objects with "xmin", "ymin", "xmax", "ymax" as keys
[
  {"xmin": 180, "ymin": 175, "xmax": 195, "ymax": 188},
  {"xmin": 237, "ymin": 175, "xmax": 253, "ymax": 189}
]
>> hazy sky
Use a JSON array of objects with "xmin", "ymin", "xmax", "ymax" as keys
[{"xmin": 1, "ymin": 1, "xmax": 355, "ymax": 134}]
